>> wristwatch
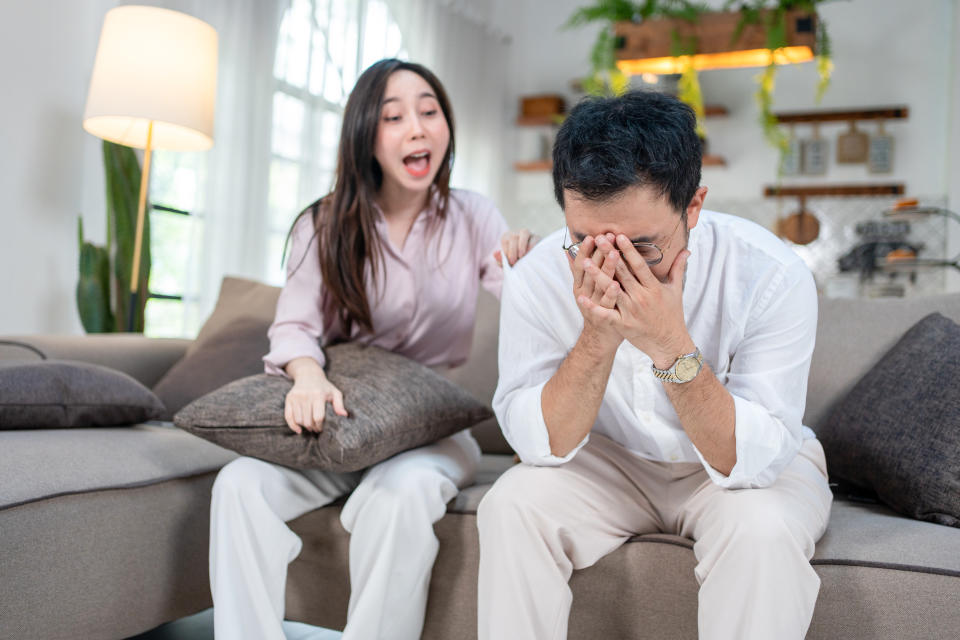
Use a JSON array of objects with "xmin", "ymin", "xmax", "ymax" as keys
[{"xmin": 651, "ymin": 347, "xmax": 703, "ymax": 383}]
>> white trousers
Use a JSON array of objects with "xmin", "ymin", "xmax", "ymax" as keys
[
  {"xmin": 477, "ymin": 435, "xmax": 833, "ymax": 640},
  {"xmin": 210, "ymin": 429, "xmax": 481, "ymax": 640}
]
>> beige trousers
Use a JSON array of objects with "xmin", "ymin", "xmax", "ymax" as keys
[{"xmin": 477, "ymin": 435, "xmax": 832, "ymax": 640}]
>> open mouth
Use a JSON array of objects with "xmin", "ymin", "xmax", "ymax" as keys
[{"xmin": 403, "ymin": 150, "xmax": 431, "ymax": 178}]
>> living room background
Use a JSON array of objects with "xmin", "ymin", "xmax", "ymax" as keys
[{"xmin": 1, "ymin": 0, "xmax": 959, "ymax": 337}]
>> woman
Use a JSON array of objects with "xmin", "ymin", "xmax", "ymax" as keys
[{"xmin": 209, "ymin": 59, "xmax": 536, "ymax": 640}]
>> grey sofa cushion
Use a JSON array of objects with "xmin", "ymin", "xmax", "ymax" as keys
[
  {"xmin": 0, "ymin": 423, "xmax": 236, "ymax": 510},
  {"xmin": 174, "ymin": 343, "xmax": 493, "ymax": 472},
  {"xmin": 153, "ymin": 316, "xmax": 271, "ymax": 420},
  {"xmin": 0, "ymin": 360, "xmax": 165, "ymax": 429},
  {"xmin": 818, "ymin": 313, "xmax": 960, "ymax": 527}
]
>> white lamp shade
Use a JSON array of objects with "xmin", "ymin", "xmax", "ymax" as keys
[{"xmin": 83, "ymin": 5, "xmax": 218, "ymax": 151}]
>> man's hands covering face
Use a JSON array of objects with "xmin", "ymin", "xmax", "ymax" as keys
[
  {"xmin": 568, "ymin": 233, "xmax": 692, "ymax": 368},
  {"xmin": 568, "ymin": 233, "xmax": 624, "ymax": 352}
]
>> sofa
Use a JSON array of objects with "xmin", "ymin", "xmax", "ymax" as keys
[{"xmin": 1, "ymin": 288, "xmax": 959, "ymax": 640}]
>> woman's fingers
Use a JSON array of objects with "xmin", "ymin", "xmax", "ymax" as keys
[
  {"xmin": 332, "ymin": 389, "xmax": 348, "ymax": 417},
  {"xmin": 284, "ymin": 400, "xmax": 302, "ymax": 434},
  {"xmin": 312, "ymin": 398, "xmax": 326, "ymax": 430}
]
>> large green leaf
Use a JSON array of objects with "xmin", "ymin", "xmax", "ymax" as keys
[
  {"xmin": 103, "ymin": 140, "xmax": 150, "ymax": 332},
  {"xmin": 76, "ymin": 216, "xmax": 114, "ymax": 333}
]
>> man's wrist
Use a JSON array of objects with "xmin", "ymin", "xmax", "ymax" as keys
[
  {"xmin": 648, "ymin": 334, "xmax": 696, "ymax": 370},
  {"xmin": 580, "ymin": 324, "xmax": 622, "ymax": 358}
]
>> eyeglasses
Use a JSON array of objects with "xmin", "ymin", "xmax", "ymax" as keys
[{"xmin": 562, "ymin": 218, "xmax": 683, "ymax": 266}]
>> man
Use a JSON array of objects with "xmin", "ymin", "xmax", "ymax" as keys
[{"xmin": 477, "ymin": 91, "xmax": 832, "ymax": 640}]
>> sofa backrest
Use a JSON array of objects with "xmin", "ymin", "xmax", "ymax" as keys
[
  {"xmin": 805, "ymin": 292, "xmax": 960, "ymax": 432},
  {"xmin": 453, "ymin": 289, "xmax": 960, "ymax": 453},
  {"xmin": 0, "ymin": 334, "xmax": 191, "ymax": 389}
]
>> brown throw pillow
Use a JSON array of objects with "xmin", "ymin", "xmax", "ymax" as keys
[
  {"xmin": 817, "ymin": 313, "xmax": 960, "ymax": 528},
  {"xmin": 153, "ymin": 316, "xmax": 271, "ymax": 420},
  {"xmin": 152, "ymin": 276, "xmax": 281, "ymax": 419},
  {"xmin": 0, "ymin": 360, "xmax": 165, "ymax": 428},
  {"xmin": 173, "ymin": 343, "xmax": 493, "ymax": 472}
]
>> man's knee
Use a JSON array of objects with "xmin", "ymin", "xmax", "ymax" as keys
[
  {"xmin": 478, "ymin": 464, "xmax": 559, "ymax": 536},
  {"xmin": 709, "ymin": 490, "xmax": 814, "ymax": 554}
]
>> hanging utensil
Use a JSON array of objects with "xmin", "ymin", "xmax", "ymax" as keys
[{"xmin": 837, "ymin": 119, "xmax": 869, "ymax": 163}]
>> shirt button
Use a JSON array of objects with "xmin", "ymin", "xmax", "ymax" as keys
[{"xmin": 669, "ymin": 454, "xmax": 680, "ymax": 462}]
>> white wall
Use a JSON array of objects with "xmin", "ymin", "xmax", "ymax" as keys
[
  {"xmin": 0, "ymin": 0, "xmax": 116, "ymax": 334},
  {"xmin": 948, "ymin": 0, "xmax": 960, "ymax": 292},
  {"xmin": 489, "ymin": 0, "xmax": 960, "ymax": 251}
]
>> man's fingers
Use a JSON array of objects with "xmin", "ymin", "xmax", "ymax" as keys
[
  {"xmin": 584, "ymin": 259, "xmax": 616, "ymax": 304},
  {"xmin": 578, "ymin": 295, "xmax": 619, "ymax": 323},
  {"xmin": 613, "ymin": 257, "xmax": 642, "ymax": 297},
  {"xmin": 615, "ymin": 234, "xmax": 657, "ymax": 287},
  {"xmin": 284, "ymin": 402, "xmax": 302, "ymax": 434},
  {"xmin": 599, "ymin": 281, "xmax": 621, "ymax": 308},
  {"xmin": 668, "ymin": 249, "xmax": 691, "ymax": 287}
]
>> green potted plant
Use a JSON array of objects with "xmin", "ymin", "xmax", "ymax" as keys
[
  {"xmin": 566, "ymin": 0, "xmax": 833, "ymax": 152},
  {"xmin": 77, "ymin": 140, "xmax": 151, "ymax": 333}
]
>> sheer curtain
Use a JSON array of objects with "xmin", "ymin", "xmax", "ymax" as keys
[
  {"xmin": 126, "ymin": 0, "xmax": 289, "ymax": 335},
  {"xmin": 133, "ymin": 0, "xmax": 510, "ymax": 336}
]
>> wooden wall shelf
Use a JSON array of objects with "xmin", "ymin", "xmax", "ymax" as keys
[
  {"xmin": 763, "ymin": 184, "xmax": 905, "ymax": 197},
  {"xmin": 517, "ymin": 105, "xmax": 728, "ymax": 126},
  {"xmin": 773, "ymin": 106, "xmax": 909, "ymax": 124},
  {"xmin": 515, "ymin": 156, "xmax": 726, "ymax": 172},
  {"xmin": 516, "ymin": 115, "xmax": 561, "ymax": 126},
  {"xmin": 514, "ymin": 161, "xmax": 553, "ymax": 172}
]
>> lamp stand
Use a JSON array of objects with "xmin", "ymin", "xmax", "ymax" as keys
[{"xmin": 127, "ymin": 120, "xmax": 154, "ymax": 332}]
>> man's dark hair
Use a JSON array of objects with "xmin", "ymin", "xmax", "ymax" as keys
[{"xmin": 552, "ymin": 90, "xmax": 702, "ymax": 214}]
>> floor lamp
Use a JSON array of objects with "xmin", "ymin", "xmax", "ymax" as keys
[{"xmin": 83, "ymin": 6, "xmax": 217, "ymax": 332}]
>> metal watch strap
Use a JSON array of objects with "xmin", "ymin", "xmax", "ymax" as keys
[{"xmin": 651, "ymin": 347, "xmax": 703, "ymax": 383}]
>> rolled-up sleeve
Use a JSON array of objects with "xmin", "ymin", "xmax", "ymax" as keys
[
  {"xmin": 262, "ymin": 215, "xmax": 327, "ymax": 377},
  {"xmin": 492, "ymin": 263, "xmax": 588, "ymax": 466},
  {"xmin": 697, "ymin": 261, "xmax": 819, "ymax": 489}
]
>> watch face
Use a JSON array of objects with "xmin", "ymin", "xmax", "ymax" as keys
[{"xmin": 675, "ymin": 356, "xmax": 701, "ymax": 382}]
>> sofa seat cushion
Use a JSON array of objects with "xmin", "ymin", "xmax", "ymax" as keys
[
  {"xmin": 448, "ymin": 456, "xmax": 960, "ymax": 577},
  {"xmin": 0, "ymin": 423, "xmax": 237, "ymax": 510}
]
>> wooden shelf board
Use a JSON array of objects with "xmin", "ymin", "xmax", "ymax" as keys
[
  {"xmin": 703, "ymin": 154, "xmax": 727, "ymax": 166},
  {"xmin": 514, "ymin": 160, "xmax": 553, "ymax": 172},
  {"xmin": 763, "ymin": 183, "xmax": 905, "ymax": 197},
  {"xmin": 774, "ymin": 106, "xmax": 909, "ymax": 124},
  {"xmin": 516, "ymin": 115, "xmax": 561, "ymax": 126},
  {"xmin": 704, "ymin": 105, "xmax": 728, "ymax": 117}
]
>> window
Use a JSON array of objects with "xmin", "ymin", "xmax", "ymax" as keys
[
  {"xmin": 144, "ymin": 0, "xmax": 406, "ymax": 337},
  {"xmin": 145, "ymin": 150, "xmax": 205, "ymax": 338},
  {"xmin": 265, "ymin": 0, "xmax": 406, "ymax": 285}
]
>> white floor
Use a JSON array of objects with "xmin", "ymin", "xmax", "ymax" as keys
[{"xmin": 127, "ymin": 608, "xmax": 342, "ymax": 640}]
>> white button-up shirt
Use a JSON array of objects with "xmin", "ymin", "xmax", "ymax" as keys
[{"xmin": 493, "ymin": 210, "xmax": 819, "ymax": 489}]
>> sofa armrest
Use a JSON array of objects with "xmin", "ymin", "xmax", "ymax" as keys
[{"xmin": 0, "ymin": 334, "xmax": 192, "ymax": 388}]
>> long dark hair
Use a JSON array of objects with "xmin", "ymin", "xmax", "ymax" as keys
[{"xmin": 286, "ymin": 59, "xmax": 456, "ymax": 335}]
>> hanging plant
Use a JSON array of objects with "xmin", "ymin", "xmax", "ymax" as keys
[{"xmin": 565, "ymin": 0, "xmax": 834, "ymax": 151}]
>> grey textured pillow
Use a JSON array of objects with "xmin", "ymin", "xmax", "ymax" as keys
[
  {"xmin": 0, "ymin": 360, "xmax": 165, "ymax": 428},
  {"xmin": 174, "ymin": 343, "xmax": 493, "ymax": 471},
  {"xmin": 153, "ymin": 316, "xmax": 271, "ymax": 420},
  {"xmin": 817, "ymin": 313, "xmax": 960, "ymax": 528}
]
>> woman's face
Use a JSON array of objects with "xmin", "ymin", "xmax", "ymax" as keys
[{"xmin": 373, "ymin": 69, "xmax": 450, "ymax": 195}]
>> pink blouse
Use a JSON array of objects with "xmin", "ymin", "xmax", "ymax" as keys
[{"xmin": 263, "ymin": 189, "xmax": 508, "ymax": 376}]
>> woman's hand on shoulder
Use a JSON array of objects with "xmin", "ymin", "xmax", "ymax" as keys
[
  {"xmin": 283, "ymin": 357, "xmax": 348, "ymax": 434},
  {"xmin": 495, "ymin": 228, "xmax": 540, "ymax": 267}
]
